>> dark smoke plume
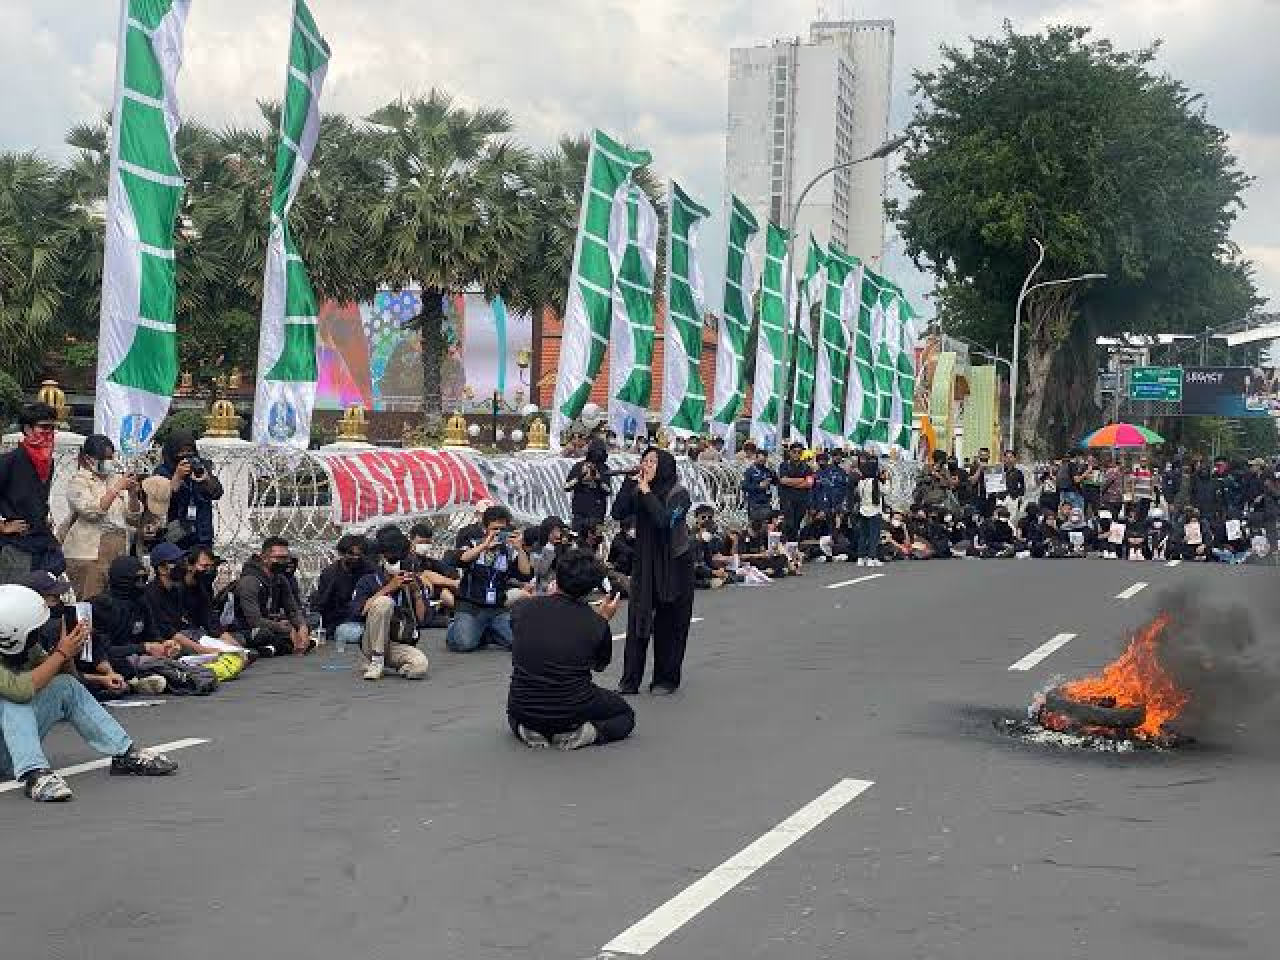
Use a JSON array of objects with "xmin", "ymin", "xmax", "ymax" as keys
[{"xmin": 1150, "ymin": 584, "xmax": 1280, "ymax": 739}]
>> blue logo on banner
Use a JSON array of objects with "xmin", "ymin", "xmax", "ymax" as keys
[
  {"xmin": 120, "ymin": 414, "xmax": 155, "ymax": 455},
  {"xmin": 267, "ymin": 400, "xmax": 299, "ymax": 442}
]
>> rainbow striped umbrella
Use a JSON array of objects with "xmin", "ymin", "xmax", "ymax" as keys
[{"xmin": 1080, "ymin": 423, "xmax": 1165, "ymax": 448}]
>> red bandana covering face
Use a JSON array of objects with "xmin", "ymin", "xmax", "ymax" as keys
[{"xmin": 21, "ymin": 430, "xmax": 55, "ymax": 483}]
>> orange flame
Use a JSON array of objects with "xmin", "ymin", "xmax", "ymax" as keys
[{"xmin": 1061, "ymin": 614, "xmax": 1189, "ymax": 738}]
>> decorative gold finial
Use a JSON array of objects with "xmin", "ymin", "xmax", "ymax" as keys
[
  {"xmin": 655, "ymin": 428, "xmax": 671, "ymax": 450},
  {"xmin": 204, "ymin": 399, "xmax": 242, "ymax": 439},
  {"xmin": 227, "ymin": 367, "xmax": 243, "ymax": 390},
  {"xmin": 179, "ymin": 371, "xmax": 194, "ymax": 393},
  {"xmin": 36, "ymin": 381, "xmax": 71, "ymax": 429},
  {"xmin": 336, "ymin": 404, "xmax": 368, "ymax": 443},
  {"xmin": 526, "ymin": 416, "xmax": 549, "ymax": 451},
  {"xmin": 443, "ymin": 412, "xmax": 470, "ymax": 448}
]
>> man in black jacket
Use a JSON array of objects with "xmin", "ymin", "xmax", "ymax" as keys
[
  {"xmin": 507, "ymin": 549, "xmax": 631, "ymax": 750},
  {"xmin": 312, "ymin": 534, "xmax": 371, "ymax": 639},
  {"xmin": 0, "ymin": 403, "xmax": 64, "ymax": 583},
  {"xmin": 232, "ymin": 537, "xmax": 309, "ymax": 656},
  {"xmin": 143, "ymin": 543, "xmax": 226, "ymax": 656},
  {"xmin": 91, "ymin": 556, "xmax": 182, "ymax": 678}
]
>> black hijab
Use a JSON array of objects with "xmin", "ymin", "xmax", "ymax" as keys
[
  {"xmin": 162, "ymin": 430, "xmax": 197, "ymax": 468},
  {"xmin": 645, "ymin": 447, "xmax": 679, "ymax": 498}
]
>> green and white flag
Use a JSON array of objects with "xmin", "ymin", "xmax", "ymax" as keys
[
  {"xmin": 892, "ymin": 293, "xmax": 921, "ymax": 453},
  {"xmin": 813, "ymin": 245, "xmax": 860, "ymax": 449},
  {"xmin": 94, "ymin": 0, "xmax": 192, "ymax": 453},
  {"xmin": 551, "ymin": 130, "xmax": 652, "ymax": 450},
  {"xmin": 253, "ymin": 0, "xmax": 330, "ymax": 448},
  {"xmin": 662, "ymin": 182, "xmax": 712, "ymax": 437},
  {"xmin": 750, "ymin": 222, "xmax": 792, "ymax": 451},
  {"xmin": 790, "ymin": 235, "xmax": 824, "ymax": 445},
  {"xmin": 710, "ymin": 195, "xmax": 759, "ymax": 449},
  {"xmin": 607, "ymin": 184, "xmax": 659, "ymax": 442},
  {"xmin": 847, "ymin": 265, "xmax": 882, "ymax": 448},
  {"xmin": 858, "ymin": 267, "xmax": 897, "ymax": 451}
]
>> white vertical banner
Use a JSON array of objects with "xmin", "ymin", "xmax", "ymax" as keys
[{"xmin": 607, "ymin": 184, "xmax": 659, "ymax": 442}]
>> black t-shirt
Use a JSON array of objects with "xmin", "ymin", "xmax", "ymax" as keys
[
  {"xmin": 143, "ymin": 580, "xmax": 188, "ymax": 640},
  {"xmin": 566, "ymin": 460, "xmax": 612, "ymax": 522},
  {"xmin": 507, "ymin": 593, "xmax": 612, "ymax": 731},
  {"xmin": 777, "ymin": 459, "xmax": 814, "ymax": 500},
  {"xmin": 455, "ymin": 534, "xmax": 523, "ymax": 610}
]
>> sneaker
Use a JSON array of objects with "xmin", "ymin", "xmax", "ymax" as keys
[
  {"xmin": 129, "ymin": 675, "xmax": 167, "ymax": 696},
  {"xmin": 24, "ymin": 770, "xmax": 73, "ymax": 802},
  {"xmin": 552, "ymin": 722, "xmax": 599, "ymax": 751},
  {"xmin": 259, "ymin": 645, "xmax": 278, "ymax": 658},
  {"xmin": 856, "ymin": 557, "xmax": 866, "ymax": 566},
  {"xmin": 516, "ymin": 724, "xmax": 551, "ymax": 749},
  {"xmin": 833, "ymin": 554, "xmax": 849, "ymax": 562},
  {"xmin": 363, "ymin": 659, "xmax": 385, "ymax": 681},
  {"xmin": 819, "ymin": 535, "xmax": 834, "ymax": 558},
  {"xmin": 397, "ymin": 663, "xmax": 427, "ymax": 680},
  {"xmin": 109, "ymin": 748, "xmax": 178, "ymax": 777}
]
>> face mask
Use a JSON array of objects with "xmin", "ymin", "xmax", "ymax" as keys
[
  {"xmin": 891, "ymin": 520, "xmax": 903, "ymax": 528},
  {"xmin": 96, "ymin": 458, "xmax": 117, "ymax": 477},
  {"xmin": 196, "ymin": 569, "xmax": 216, "ymax": 584},
  {"xmin": 269, "ymin": 560, "xmax": 289, "ymax": 574},
  {"xmin": 943, "ymin": 515, "xmax": 953, "ymax": 524},
  {"xmin": 996, "ymin": 516, "xmax": 1010, "ymax": 524},
  {"xmin": 414, "ymin": 543, "xmax": 431, "ymax": 557},
  {"xmin": 342, "ymin": 555, "xmax": 362, "ymax": 568},
  {"xmin": 384, "ymin": 561, "xmax": 401, "ymax": 575},
  {"xmin": 700, "ymin": 531, "xmax": 713, "ymax": 543}
]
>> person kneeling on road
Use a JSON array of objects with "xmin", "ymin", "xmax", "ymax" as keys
[
  {"xmin": 350, "ymin": 527, "xmax": 430, "ymax": 682},
  {"xmin": 0, "ymin": 585, "xmax": 177, "ymax": 802},
  {"xmin": 507, "ymin": 549, "xmax": 633, "ymax": 750},
  {"xmin": 446, "ymin": 505, "xmax": 532, "ymax": 653}
]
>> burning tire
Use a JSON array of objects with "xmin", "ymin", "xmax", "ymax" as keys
[{"xmin": 1043, "ymin": 688, "xmax": 1146, "ymax": 730}]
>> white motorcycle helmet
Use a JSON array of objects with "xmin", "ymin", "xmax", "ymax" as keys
[{"xmin": 0, "ymin": 585, "xmax": 51, "ymax": 656}]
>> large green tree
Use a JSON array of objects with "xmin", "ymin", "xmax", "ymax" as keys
[
  {"xmin": 365, "ymin": 91, "xmax": 534, "ymax": 429},
  {"xmin": 895, "ymin": 24, "xmax": 1258, "ymax": 456}
]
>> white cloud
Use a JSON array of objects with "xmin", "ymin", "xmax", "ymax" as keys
[{"xmin": 0, "ymin": 0, "xmax": 1274, "ymax": 313}]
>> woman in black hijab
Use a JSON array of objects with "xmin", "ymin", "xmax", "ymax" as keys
[{"xmin": 611, "ymin": 447, "xmax": 694, "ymax": 695}]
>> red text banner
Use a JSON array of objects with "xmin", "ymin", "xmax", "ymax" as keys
[{"xmin": 320, "ymin": 450, "xmax": 492, "ymax": 525}]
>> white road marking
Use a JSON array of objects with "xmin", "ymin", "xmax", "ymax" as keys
[
  {"xmin": 824, "ymin": 573, "xmax": 885, "ymax": 590},
  {"xmin": 1115, "ymin": 581, "xmax": 1149, "ymax": 600},
  {"xmin": 1008, "ymin": 633, "xmax": 1077, "ymax": 672},
  {"xmin": 601, "ymin": 778, "xmax": 874, "ymax": 955},
  {"xmin": 1165, "ymin": 560, "xmax": 1182, "ymax": 568},
  {"xmin": 0, "ymin": 737, "xmax": 210, "ymax": 794}
]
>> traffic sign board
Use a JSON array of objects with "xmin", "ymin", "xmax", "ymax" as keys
[{"xmin": 1129, "ymin": 366, "xmax": 1183, "ymax": 402}]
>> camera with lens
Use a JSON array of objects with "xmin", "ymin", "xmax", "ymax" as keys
[{"xmin": 187, "ymin": 456, "xmax": 208, "ymax": 479}]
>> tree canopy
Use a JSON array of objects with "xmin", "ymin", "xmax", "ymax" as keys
[{"xmin": 894, "ymin": 23, "xmax": 1259, "ymax": 454}]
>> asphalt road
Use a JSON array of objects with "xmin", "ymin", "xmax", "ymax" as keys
[{"xmin": 5, "ymin": 557, "xmax": 1278, "ymax": 960}]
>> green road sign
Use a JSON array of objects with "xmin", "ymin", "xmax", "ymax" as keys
[{"xmin": 1129, "ymin": 366, "xmax": 1183, "ymax": 402}]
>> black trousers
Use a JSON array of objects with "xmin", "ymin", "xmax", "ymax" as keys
[
  {"xmin": 509, "ymin": 687, "xmax": 636, "ymax": 744},
  {"xmin": 622, "ymin": 589, "xmax": 695, "ymax": 691},
  {"xmin": 779, "ymin": 495, "xmax": 808, "ymax": 540}
]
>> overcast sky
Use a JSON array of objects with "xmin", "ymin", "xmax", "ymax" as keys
[{"xmin": 2, "ymin": 0, "xmax": 1275, "ymax": 322}]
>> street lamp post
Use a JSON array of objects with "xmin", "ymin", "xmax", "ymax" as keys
[
  {"xmin": 1007, "ymin": 237, "xmax": 1106, "ymax": 453},
  {"xmin": 780, "ymin": 133, "xmax": 910, "ymax": 441}
]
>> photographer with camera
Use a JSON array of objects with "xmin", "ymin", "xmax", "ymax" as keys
[
  {"xmin": 350, "ymin": 526, "xmax": 431, "ymax": 681},
  {"xmin": 565, "ymin": 437, "xmax": 615, "ymax": 540},
  {"xmin": 62, "ymin": 434, "xmax": 143, "ymax": 599},
  {"xmin": 446, "ymin": 505, "xmax": 532, "ymax": 653},
  {"xmin": 145, "ymin": 431, "xmax": 223, "ymax": 551}
]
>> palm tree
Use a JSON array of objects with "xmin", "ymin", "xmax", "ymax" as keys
[
  {"xmin": 365, "ymin": 90, "xmax": 534, "ymax": 430},
  {"xmin": 0, "ymin": 151, "xmax": 74, "ymax": 383}
]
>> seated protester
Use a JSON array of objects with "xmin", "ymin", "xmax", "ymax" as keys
[
  {"xmin": 1122, "ymin": 514, "xmax": 1150, "ymax": 560},
  {"xmin": 880, "ymin": 511, "xmax": 912, "ymax": 562},
  {"xmin": 407, "ymin": 521, "xmax": 459, "ymax": 613},
  {"xmin": 0, "ymin": 585, "xmax": 178, "ymax": 802},
  {"xmin": 1053, "ymin": 502, "xmax": 1089, "ymax": 556},
  {"xmin": 1019, "ymin": 505, "xmax": 1049, "ymax": 557},
  {"xmin": 350, "ymin": 527, "xmax": 431, "ymax": 682},
  {"xmin": 945, "ymin": 511, "xmax": 973, "ymax": 557},
  {"xmin": 905, "ymin": 507, "xmax": 936, "ymax": 560},
  {"xmin": 20, "ymin": 572, "xmax": 135, "ymax": 701},
  {"xmin": 1210, "ymin": 514, "xmax": 1251, "ymax": 565},
  {"xmin": 607, "ymin": 524, "xmax": 637, "ymax": 577},
  {"xmin": 921, "ymin": 509, "xmax": 954, "ymax": 559},
  {"xmin": 313, "ymin": 534, "xmax": 371, "ymax": 641},
  {"xmin": 1145, "ymin": 508, "xmax": 1172, "ymax": 561},
  {"xmin": 446, "ymin": 505, "xmax": 532, "ymax": 653},
  {"xmin": 1094, "ymin": 509, "xmax": 1119, "ymax": 557},
  {"xmin": 232, "ymin": 537, "xmax": 310, "ymax": 656},
  {"xmin": 735, "ymin": 512, "xmax": 795, "ymax": 578},
  {"xmin": 180, "ymin": 547, "xmax": 247, "ymax": 650},
  {"xmin": 1176, "ymin": 508, "xmax": 1213, "ymax": 562},
  {"xmin": 691, "ymin": 505, "xmax": 729, "ymax": 589},
  {"xmin": 507, "ymin": 549, "xmax": 633, "ymax": 750},
  {"xmin": 92, "ymin": 556, "xmax": 184, "ymax": 679},
  {"xmin": 973, "ymin": 507, "xmax": 1022, "ymax": 558},
  {"xmin": 143, "ymin": 543, "xmax": 224, "ymax": 656}
]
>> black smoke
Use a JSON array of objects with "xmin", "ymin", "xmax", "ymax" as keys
[{"xmin": 1150, "ymin": 584, "xmax": 1280, "ymax": 740}]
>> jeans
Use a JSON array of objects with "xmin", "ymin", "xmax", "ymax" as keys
[
  {"xmin": 857, "ymin": 513, "xmax": 883, "ymax": 560},
  {"xmin": 334, "ymin": 622, "xmax": 365, "ymax": 649},
  {"xmin": 446, "ymin": 606, "xmax": 514, "ymax": 652},
  {"xmin": 0, "ymin": 675, "xmax": 133, "ymax": 780}
]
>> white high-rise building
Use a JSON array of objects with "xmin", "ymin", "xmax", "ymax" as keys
[{"xmin": 726, "ymin": 20, "xmax": 894, "ymax": 265}]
